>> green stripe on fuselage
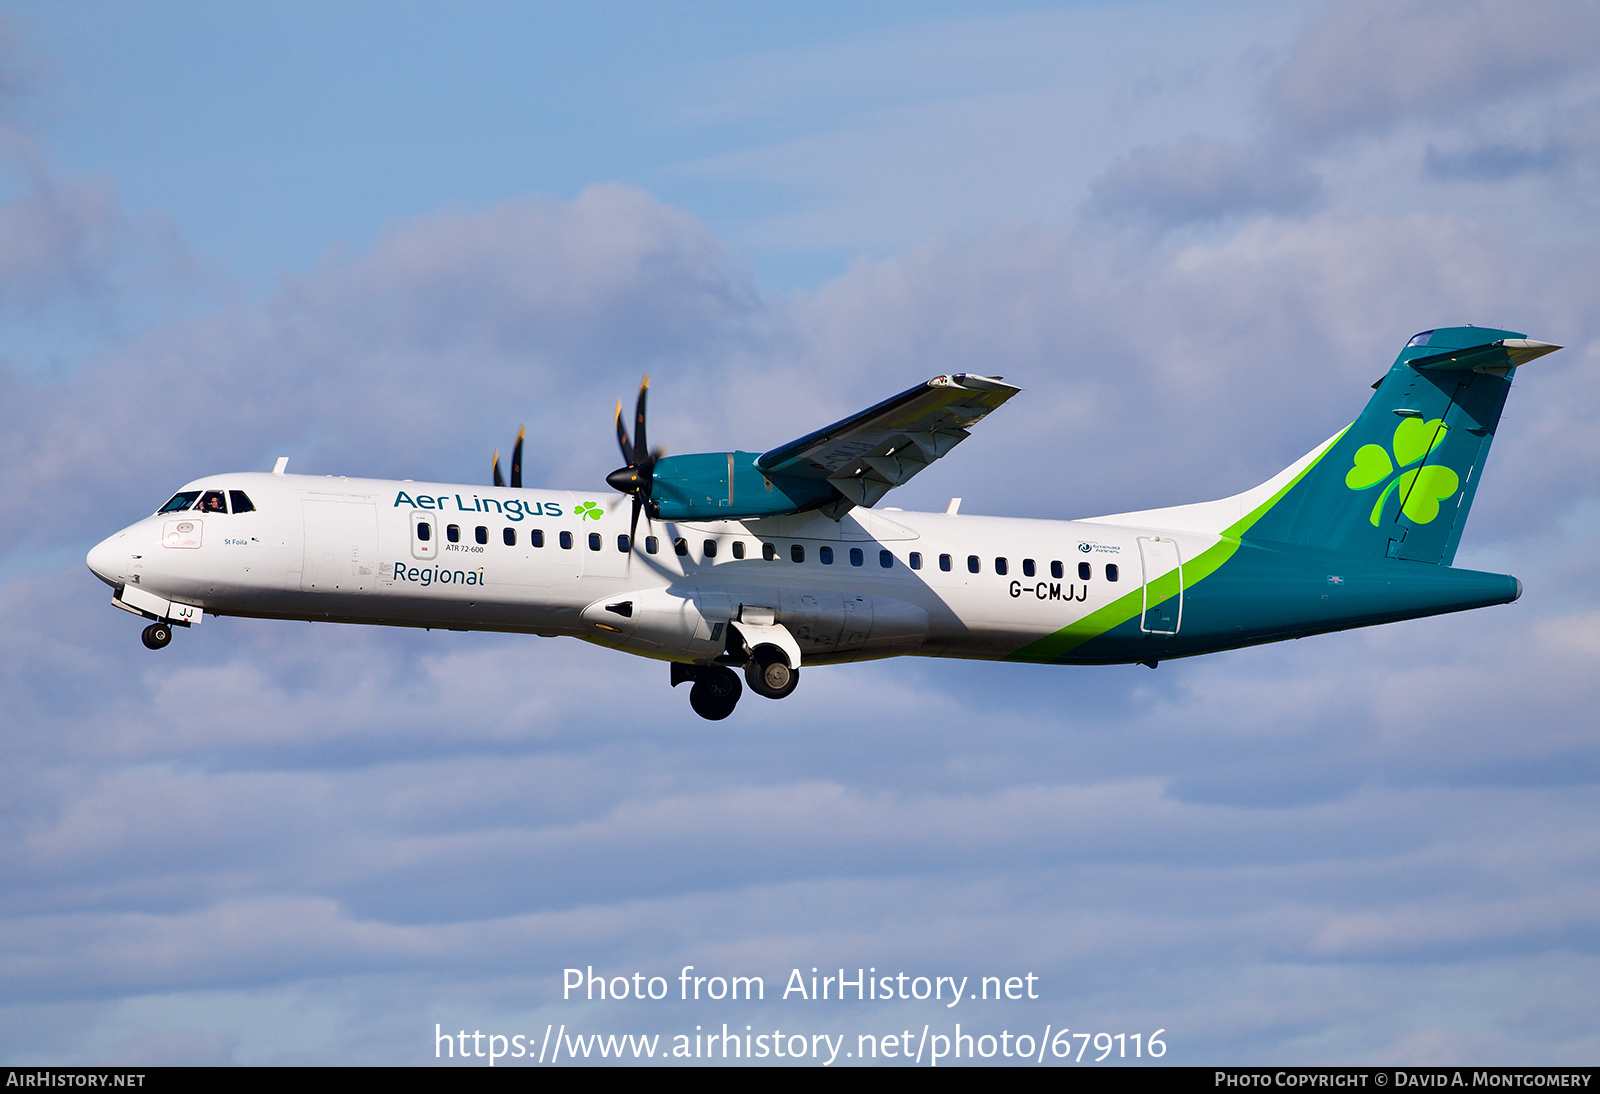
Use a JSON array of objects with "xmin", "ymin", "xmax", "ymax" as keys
[{"xmin": 1003, "ymin": 431, "xmax": 1344, "ymax": 664}]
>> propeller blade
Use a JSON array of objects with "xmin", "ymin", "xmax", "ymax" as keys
[
  {"xmin": 510, "ymin": 425, "xmax": 524, "ymax": 489},
  {"xmin": 614, "ymin": 400, "xmax": 634, "ymax": 465},
  {"xmin": 492, "ymin": 449, "xmax": 504, "ymax": 488},
  {"xmin": 633, "ymin": 374, "xmax": 649, "ymax": 470}
]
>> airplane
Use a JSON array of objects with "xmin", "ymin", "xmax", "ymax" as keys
[{"xmin": 87, "ymin": 326, "xmax": 1558, "ymax": 720}]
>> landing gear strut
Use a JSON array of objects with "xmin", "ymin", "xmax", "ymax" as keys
[
  {"xmin": 141, "ymin": 623, "xmax": 172, "ymax": 650},
  {"xmin": 672, "ymin": 663, "xmax": 742, "ymax": 720}
]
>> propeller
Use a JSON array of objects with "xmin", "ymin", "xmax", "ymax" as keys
[
  {"xmin": 492, "ymin": 425, "xmax": 526, "ymax": 488},
  {"xmin": 606, "ymin": 374, "xmax": 663, "ymax": 544}
]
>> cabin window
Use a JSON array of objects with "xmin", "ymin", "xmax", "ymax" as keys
[
  {"xmin": 791, "ymin": 544, "xmax": 805, "ymax": 563},
  {"xmin": 503, "ymin": 528, "xmax": 516, "ymax": 546},
  {"xmin": 157, "ymin": 491, "xmax": 201, "ymax": 514},
  {"xmin": 1106, "ymin": 564, "xmax": 1119, "ymax": 581},
  {"xmin": 417, "ymin": 522, "xmax": 432, "ymax": 542},
  {"xmin": 703, "ymin": 540, "xmax": 717, "ymax": 558},
  {"xmin": 475, "ymin": 526, "xmax": 489, "ymax": 545},
  {"xmin": 732, "ymin": 541, "xmax": 746, "ymax": 559},
  {"xmin": 447, "ymin": 524, "xmax": 461, "ymax": 543},
  {"xmin": 1051, "ymin": 560, "xmax": 1063, "ymax": 579},
  {"xmin": 531, "ymin": 529, "xmax": 544, "ymax": 548},
  {"xmin": 849, "ymin": 548, "xmax": 864, "ymax": 567},
  {"xmin": 674, "ymin": 537, "xmax": 688, "ymax": 556},
  {"xmin": 559, "ymin": 531, "xmax": 573, "ymax": 550},
  {"xmin": 820, "ymin": 545, "xmax": 834, "ymax": 564},
  {"xmin": 585, "ymin": 532, "xmax": 599, "ymax": 551},
  {"xmin": 967, "ymin": 555, "xmax": 980, "ymax": 573},
  {"xmin": 1022, "ymin": 559, "xmax": 1035, "ymax": 577},
  {"xmin": 940, "ymin": 553, "xmax": 952, "ymax": 572},
  {"xmin": 909, "ymin": 552, "xmax": 922, "ymax": 570},
  {"xmin": 879, "ymin": 550, "xmax": 893, "ymax": 569},
  {"xmin": 763, "ymin": 543, "xmax": 777, "ymax": 561},
  {"xmin": 228, "ymin": 491, "xmax": 256, "ymax": 514},
  {"xmin": 644, "ymin": 535, "xmax": 658, "ymax": 554},
  {"xmin": 1079, "ymin": 561, "xmax": 1091, "ymax": 580},
  {"xmin": 617, "ymin": 534, "xmax": 630, "ymax": 553}
]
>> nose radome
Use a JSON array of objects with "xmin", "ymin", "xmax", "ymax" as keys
[{"xmin": 86, "ymin": 534, "xmax": 126, "ymax": 588}]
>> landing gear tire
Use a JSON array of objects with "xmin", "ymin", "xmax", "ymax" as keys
[
  {"xmin": 688, "ymin": 666, "xmax": 742, "ymax": 721},
  {"xmin": 745, "ymin": 645, "xmax": 798, "ymax": 700},
  {"xmin": 141, "ymin": 623, "xmax": 172, "ymax": 650}
]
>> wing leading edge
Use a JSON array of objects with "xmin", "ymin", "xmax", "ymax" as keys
[{"xmin": 757, "ymin": 374, "xmax": 1021, "ymax": 509}]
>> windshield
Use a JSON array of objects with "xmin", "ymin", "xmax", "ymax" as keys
[{"xmin": 157, "ymin": 491, "xmax": 202, "ymax": 514}]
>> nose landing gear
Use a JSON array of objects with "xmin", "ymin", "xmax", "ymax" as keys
[{"xmin": 141, "ymin": 623, "xmax": 172, "ymax": 650}]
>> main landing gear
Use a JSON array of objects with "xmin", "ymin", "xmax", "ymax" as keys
[
  {"xmin": 141, "ymin": 623, "xmax": 172, "ymax": 650},
  {"xmin": 671, "ymin": 643, "xmax": 802, "ymax": 721}
]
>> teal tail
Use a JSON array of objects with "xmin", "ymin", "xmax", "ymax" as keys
[{"xmin": 1248, "ymin": 326, "xmax": 1559, "ymax": 565}]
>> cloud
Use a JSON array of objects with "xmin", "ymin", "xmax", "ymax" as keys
[
  {"xmin": 1086, "ymin": 138, "xmax": 1322, "ymax": 227},
  {"xmin": 1271, "ymin": 0, "xmax": 1600, "ymax": 144}
]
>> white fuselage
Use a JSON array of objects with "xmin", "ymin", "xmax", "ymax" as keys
[{"xmin": 87, "ymin": 471, "xmax": 1210, "ymax": 666}]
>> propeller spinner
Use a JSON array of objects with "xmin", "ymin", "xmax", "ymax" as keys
[{"xmin": 607, "ymin": 375, "xmax": 662, "ymax": 542}]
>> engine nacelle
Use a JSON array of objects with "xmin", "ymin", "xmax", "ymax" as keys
[{"xmin": 649, "ymin": 451, "xmax": 839, "ymax": 521}]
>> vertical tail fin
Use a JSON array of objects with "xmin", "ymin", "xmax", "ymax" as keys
[{"xmin": 1247, "ymin": 326, "xmax": 1558, "ymax": 565}]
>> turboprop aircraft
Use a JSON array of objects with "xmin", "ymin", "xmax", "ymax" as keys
[{"xmin": 87, "ymin": 326, "xmax": 1558, "ymax": 720}]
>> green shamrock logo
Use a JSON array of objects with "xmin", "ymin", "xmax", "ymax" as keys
[
  {"xmin": 574, "ymin": 501, "xmax": 604, "ymax": 521},
  {"xmin": 1344, "ymin": 418, "xmax": 1459, "ymax": 527}
]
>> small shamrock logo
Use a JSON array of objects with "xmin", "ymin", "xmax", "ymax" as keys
[
  {"xmin": 1344, "ymin": 418, "xmax": 1459, "ymax": 527},
  {"xmin": 573, "ymin": 501, "xmax": 604, "ymax": 521}
]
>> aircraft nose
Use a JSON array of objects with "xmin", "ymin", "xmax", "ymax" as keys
[{"xmin": 86, "ymin": 534, "xmax": 126, "ymax": 588}]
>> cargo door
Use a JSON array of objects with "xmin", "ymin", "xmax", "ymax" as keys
[{"xmin": 302, "ymin": 498, "xmax": 378, "ymax": 593}]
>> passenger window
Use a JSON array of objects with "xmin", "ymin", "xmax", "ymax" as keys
[
  {"xmin": 820, "ymin": 545, "xmax": 834, "ymax": 564},
  {"xmin": 763, "ymin": 543, "xmax": 777, "ymax": 561},
  {"xmin": 475, "ymin": 526, "xmax": 488, "ymax": 545},
  {"xmin": 1022, "ymin": 559, "xmax": 1035, "ymax": 577},
  {"xmin": 849, "ymin": 548, "xmax": 864, "ymax": 567},
  {"xmin": 1106, "ymin": 564, "xmax": 1119, "ymax": 581},
  {"xmin": 879, "ymin": 550, "xmax": 893, "ymax": 569},
  {"xmin": 617, "ymin": 534, "xmax": 630, "ymax": 553},
  {"xmin": 1079, "ymin": 561, "xmax": 1091, "ymax": 580},
  {"xmin": 732, "ymin": 541, "xmax": 746, "ymax": 559},
  {"xmin": 417, "ymin": 522, "xmax": 432, "ymax": 542},
  {"xmin": 703, "ymin": 540, "xmax": 717, "ymax": 558},
  {"xmin": 588, "ymin": 532, "xmax": 601, "ymax": 551},
  {"xmin": 503, "ymin": 528, "xmax": 516, "ymax": 546},
  {"xmin": 674, "ymin": 537, "xmax": 688, "ymax": 556},
  {"xmin": 157, "ymin": 491, "xmax": 201, "ymax": 514},
  {"xmin": 909, "ymin": 552, "xmax": 922, "ymax": 570},
  {"xmin": 967, "ymin": 555, "xmax": 980, "ymax": 573},
  {"xmin": 559, "ymin": 531, "xmax": 573, "ymax": 550},
  {"xmin": 645, "ymin": 536, "xmax": 658, "ymax": 555},
  {"xmin": 1051, "ymin": 561, "xmax": 1063, "ymax": 579},
  {"xmin": 995, "ymin": 557, "xmax": 1008, "ymax": 576},
  {"xmin": 198, "ymin": 490, "xmax": 227, "ymax": 514},
  {"xmin": 531, "ymin": 529, "xmax": 544, "ymax": 548},
  {"xmin": 447, "ymin": 524, "xmax": 461, "ymax": 543},
  {"xmin": 228, "ymin": 491, "xmax": 256, "ymax": 514},
  {"xmin": 791, "ymin": 544, "xmax": 805, "ymax": 563},
  {"xmin": 940, "ymin": 553, "xmax": 952, "ymax": 572}
]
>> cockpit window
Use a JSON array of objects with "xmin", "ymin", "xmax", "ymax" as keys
[
  {"xmin": 229, "ymin": 490, "xmax": 256, "ymax": 514},
  {"xmin": 158, "ymin": 491, "xmax": 202, "ymax": 513},
  {"xmin": 197, "ymin": 490, "xmax": 228, "ymax": 514}
]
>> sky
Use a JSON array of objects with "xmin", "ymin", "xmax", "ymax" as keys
[{"xmin": 2, "ymin": 0, "xmax": 1599, "ymax": 1067}]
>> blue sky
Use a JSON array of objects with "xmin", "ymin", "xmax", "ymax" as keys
[{"xmin": 2, "ymin": 0, "xmax": 1599, "ymax": 1066}]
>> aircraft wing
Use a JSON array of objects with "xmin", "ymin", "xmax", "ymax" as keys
[{"xmin": 757, "ymin": 374, "xmax": 1021, "ymax": 508}]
